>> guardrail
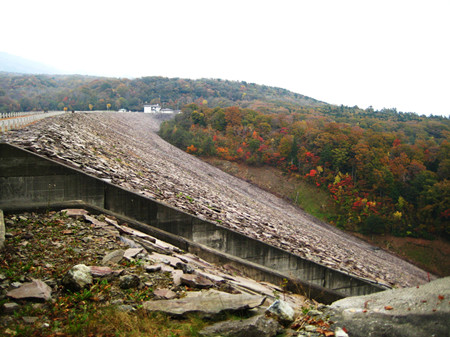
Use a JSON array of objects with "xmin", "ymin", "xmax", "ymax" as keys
[
  {"xmin": 0, "ymin": 111, "xmax": 49, "ymax": 119},
  {"xmin": 0, "ymin": 111, "xmax": 67, "ymax": 133}
]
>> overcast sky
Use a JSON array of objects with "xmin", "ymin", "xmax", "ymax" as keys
[{"xmin": 2, "ymin": 0, "xmax": 449, "ymax": 116}]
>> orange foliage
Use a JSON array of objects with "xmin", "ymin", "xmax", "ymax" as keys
[{"xmin": 186, "ymin": 144, "xmax": 198, "ymax": 154}]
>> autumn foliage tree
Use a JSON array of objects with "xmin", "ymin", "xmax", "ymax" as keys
[{"xmin": 160, "ymin": 104, "xmax": 450, "ymax": 239}]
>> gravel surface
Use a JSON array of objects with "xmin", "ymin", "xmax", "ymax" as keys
[{"xmin": 2, "ymin": 112, "xmax": 432, "ymax": 288}]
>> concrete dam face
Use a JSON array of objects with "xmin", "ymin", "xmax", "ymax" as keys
[{"xmin": 1, "ymin": 142, "xmax": 385, "ymax": 302}]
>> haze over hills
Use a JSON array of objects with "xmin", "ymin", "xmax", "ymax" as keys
[
  {"xmin": 0, "ymin": 52, "xmax": 64, "ymax": 75},
  {"xmin": 0, "ymin": 51, "xmax": 448, "ymax": 117}
]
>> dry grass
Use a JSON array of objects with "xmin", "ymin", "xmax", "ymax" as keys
[{"xmin": 86, "ymin": 310, "xmax": 206, "ymax": 337}]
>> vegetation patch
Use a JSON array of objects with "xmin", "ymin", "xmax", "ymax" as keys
[
  {"xmin": 0, "ymin": 211, "xmax": 208, "ymax": 336},
  {"xmin": 160, "ymin": 104, "xmax": 449, "ymax": 241}
]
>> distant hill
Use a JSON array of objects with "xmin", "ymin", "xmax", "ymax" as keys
[
  {"xmin": 0, "ymin": 52, "xmax": 64, "ymax": 75},
  {"xmin": 0, "ymin": 73, "xmax": 325, "ymax": 113}
]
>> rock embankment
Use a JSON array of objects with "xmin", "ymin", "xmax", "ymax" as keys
[
  {"xmin": 2, "ymin": 112, "xmax": 431, "ymax": 288},
  {"xmin": 0, "ymin": 209, "xmax": 310, "ymax": 336}
]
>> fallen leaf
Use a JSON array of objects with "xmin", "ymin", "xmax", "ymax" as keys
[
  {"xmin": 438, "ymin": 295, "xmax": 444, "ymax": 300},
  {"xmin": 324, "ymin": 331, "xmax": 335, "ymax": 337},
  {"xmin": 384, "ymin": 306, "xmax": 393, "ymax": 310}
]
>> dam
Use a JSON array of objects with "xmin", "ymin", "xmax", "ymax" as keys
[{"xmin": 1, "ymin": 142, "xmax": 387, "ymax": 303}]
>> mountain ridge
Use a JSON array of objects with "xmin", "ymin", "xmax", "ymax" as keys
[{"xmin": 0, "ymin": 72, "xmax": 325, "ymax": 113}]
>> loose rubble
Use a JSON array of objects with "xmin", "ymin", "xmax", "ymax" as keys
[
  {"xmin": 2, "ymin": 112, "xmax": 431, "ymax": 288},
  {"xmin": 0, "ymin": 209, "xmax": 315, "ymax": 336},
  {"xmin": 2, "ymin": 209, "xmax": 447, "ymax": 336}
]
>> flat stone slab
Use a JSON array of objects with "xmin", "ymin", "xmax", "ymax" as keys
[
  {"xmin": 123, "ymin": 248, "xmax": 144, "ymax": 260},
  {"xmin": 61, "ymin": 209, "xmax": 89, "ymax": 218},
  {"xmin": 102, "ymin": 249, "xmax": 125, "ymax": 264},
  {"xmin": 181, "ymin": 274, "xmax": 214, "ymax": 289},
  {"xmin": 89, "ymin": 266, "xmax": 122, "ymax": 277},
  {"xmin": 143, "ymin": 289, "xmax": 266, "ymax": 317},
  {"xmin": 199, "ymin": 314, "xmax": 282, "ymax": 337},
  {"xmin": 154, "ymin": 288, "xmax": 177, "ymax": 300},
  {"xmin": 6, "ymin": 279, "xmax": 52, "ymax": 302},
  {"xmin": 117, "ymin": 225, "xmax": 156, "ymax": 241},
  {"xmin": 149, "ymin": 252, "xmax": 184, "ymax": 267}
]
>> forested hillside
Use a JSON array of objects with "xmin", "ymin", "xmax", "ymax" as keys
[
  {"xmin": 160, "ymin": 104, "xmax": 450, "ymax": 240},
  {"xmin": 0, "ymin": 73, "xmax": 323, "ymax": 114},
  {"xmin": 1, "ymin": 72, "xmax": 448, "ymax": 240}
]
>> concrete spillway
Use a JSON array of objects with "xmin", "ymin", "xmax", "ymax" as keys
[{"xmin": 0, "ymin": 143, "xmax": 388, "ymax": 303}]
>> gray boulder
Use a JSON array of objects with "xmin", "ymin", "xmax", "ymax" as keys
[
  {"xmin": 119, "ymin": 274, "xmax": 140, "ymax": 289},
  {"xmin": 266, "ymin": 299, "xmax": 295, "ymax": 323},
  {"xmin": 61, "ymin": 264, "xmax": 93, "ymax": 291},
  {"xmin": 327, "ymin": 276, "xmax": 450, "ymax": 337},
  {"xmin": 199, "ymin": 314, "xmax": 282, "ymax": 337}
]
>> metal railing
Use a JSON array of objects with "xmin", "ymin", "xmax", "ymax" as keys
[{"xmin": 0, "ymin": 111, "xmax": 67, "ymax": 133}]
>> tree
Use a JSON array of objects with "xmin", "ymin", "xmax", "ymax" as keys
[
  {"xmin": 278, "ymin": 135, "xmax": 294, "ymax": 158},
  {"xmin": 224, "ymin": 106, "xmax": 241, "ymax": 127},
  {"xmin": 191, "ymin": 110, "xmax": 206, "ymax": 126},
  {"xmin": 211, "ymin": 109, "xmax": 227, "ymax": 131}
]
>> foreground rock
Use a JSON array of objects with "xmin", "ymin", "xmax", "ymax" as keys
[
  {"xmin": 327, "ymin": 276, "xmax": 450, "ymax": 337},
  {"xmin": 266, "ymin": 299, "xmax": 295, "ymax": 324},
  {"xmin": 199, "ymin": 314, "xmax": 282, "ymax": 337},
  {"xmin": 6, "ymin": 279, "xmax": 52, "ymax": 302},
  {"xmin": 61, "ymin": 264, "xmax": 93, "ymax": 291},
  {"xmin": 143, "ymin": 289, "xmax": 266, "ymax": 317}
]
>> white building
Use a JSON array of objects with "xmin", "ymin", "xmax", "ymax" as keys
[{"xmin": 144, "ymin": 104, "xmax": 161, "ymax": 113}]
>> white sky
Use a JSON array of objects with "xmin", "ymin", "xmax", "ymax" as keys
[{"xmin": 1, "ymin": 0, "xmax": 449, "ymax": 116}]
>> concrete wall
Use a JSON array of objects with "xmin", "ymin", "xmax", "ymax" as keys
[{"xmin": 0, "ymin": 143, "xmax": 387, "ymax": 301}]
